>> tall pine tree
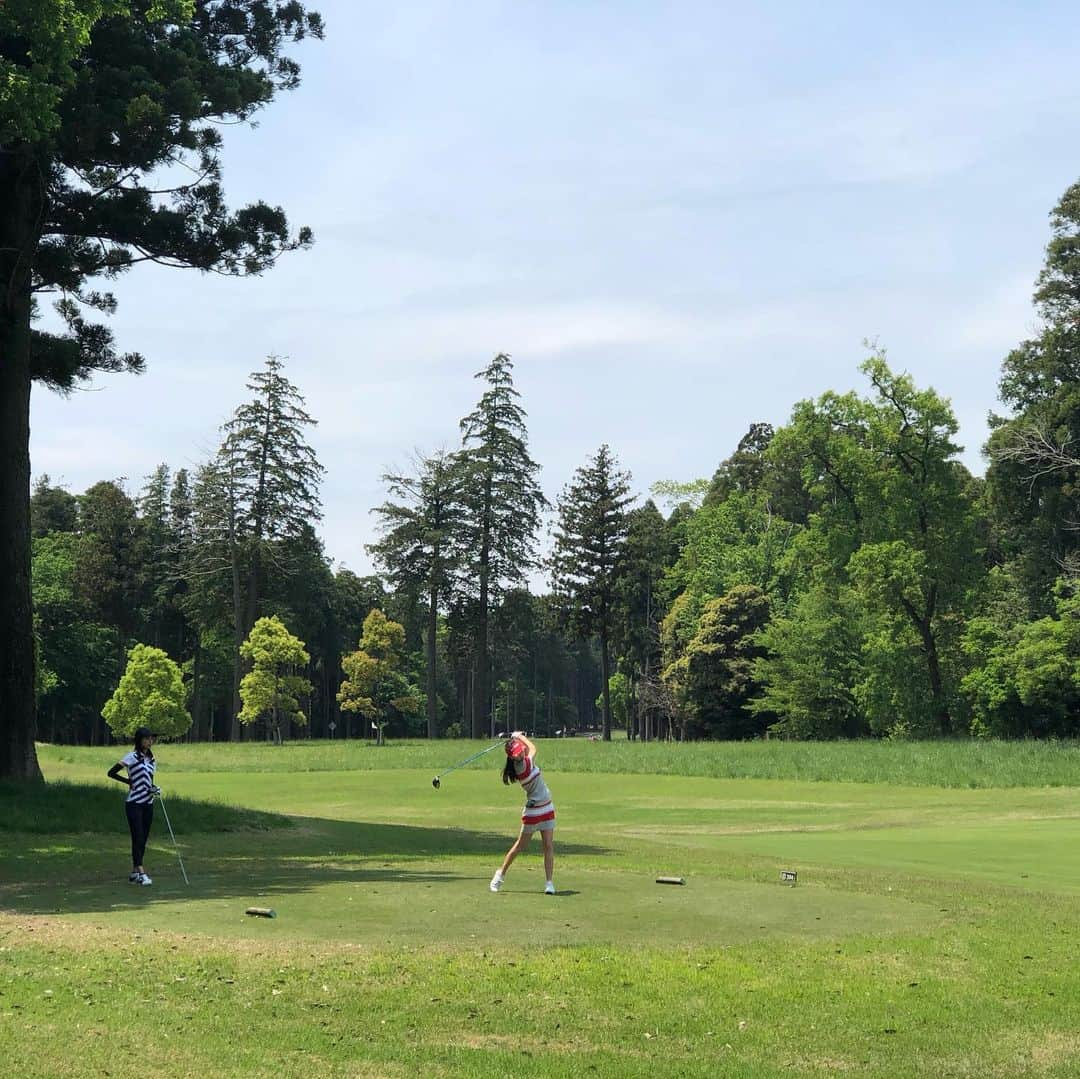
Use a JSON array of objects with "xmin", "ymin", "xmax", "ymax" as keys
[
  {"xmin": 458, "ymin": 355, "xmax": 546, "ymax": 737},
  {"xmin": 369, "ymin": 450, "xmax": 467, "ymax": 738},
  {"xmin": 200, "ymin": 357, "xmax": 325, "ymax": 738},
  {"xmin": 0, "ymin": 2, "xmax": 321, "ymax": 778},
  {"xmin": 550, "ymin": 445, "xmax": 634, "ymax": 741},
  {"xmin": 613, "ymin": 499, "xmax": 674, "ymax": 739}
]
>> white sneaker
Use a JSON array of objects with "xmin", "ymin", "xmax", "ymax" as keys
[
  {"xmin": 128, "ymin": 872, "xmax": 141, "ymax": 883},
  {"xmin": 137, "ymin": 873, "xmax": 153, "ymax": 886},
  {"xmin": 489, "ymin": 873, "xmax": 503, "ymax": 893},
  {"xmin": 544, "ymin": 882, "xmax": 556, "ymax": 895}
]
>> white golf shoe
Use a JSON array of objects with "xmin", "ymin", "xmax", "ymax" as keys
[
  {"xmin": 544, "ymin": 882, "xmax": 556, "ymax": 895},
  {"xmin": 137, "ymin": 873, "xmax": 153, "ymax": 886},
  {"xmin": 489, "ymin": 873, "xmax": 504, "ymax": 893}
]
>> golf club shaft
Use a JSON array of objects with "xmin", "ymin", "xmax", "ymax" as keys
[
  {"xmin": 157, "ymin": 793, "xmax": 190, "ymax": 885},
  {"xmin": 436, "ymin": 739, "xmax": 505, "ymax": 781}
]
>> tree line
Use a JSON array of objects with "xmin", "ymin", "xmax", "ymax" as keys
[
  {"xmin": 27, "ymin": 176, "xmax": 1080, "ymax": 746},
  {"xmin": 5, "ymin": 5, "xmax": 1080, "ymax": 778},
  {"xmin": 29, "ymin": 353, "xmax": 606, "ymax": 746}
]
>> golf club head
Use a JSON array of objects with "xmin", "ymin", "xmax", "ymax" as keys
[{"xmin": 431, "ymin": 776, "xmax": 440, "ymax": 789}]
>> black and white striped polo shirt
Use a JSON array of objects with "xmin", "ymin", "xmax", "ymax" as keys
[{"xmin": 121, "ymin": 751, "xmax": 156, "ymax": 804}]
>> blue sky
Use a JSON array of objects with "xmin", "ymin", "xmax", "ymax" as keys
[{"xmin": 30, "ymin": 1, "xmax": 1080, "ymax": 575}]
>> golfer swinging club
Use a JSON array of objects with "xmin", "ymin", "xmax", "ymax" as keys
[
  {"xmin": 490, "ymin": 731, "xmax": 556, "ymax": 895},
  {"xmin": 107, "ymin": 726, "xmax": 158, "ymax": 886}
]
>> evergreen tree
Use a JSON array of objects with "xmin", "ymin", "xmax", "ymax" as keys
[
  {"xmin": 1, "ymin": 1, "xmax": 322, "ymax": 779},
  {"xmin": 168, "ymin": 468, "xmax": 196, "ymax": 652},
  {"xmin": 30, "ymin": 475, "xmax": 78, "ymax": 537},
  {"xmin": 612, "ymin": 500, "xmax": 674, "ymax": 740},
  {"xmin": 370, "ymin": 450, "xmax": 467, "ymax": 738},
  {"xmin": 136, "ymin": 464, "xmax": 177, "ymax": 649},
  {"xmin": 550, "ymin": 445, "xmax": 634, "ymax": 741},
  {"xmin": 32, "ymin": 532, "xmax": 118, "ymax": 744},
  {"xmin": 705, "ymin": 423, "xmax": 775, "ymax": 505},
  {"xmin": 318, "ymin": 570, "xmax": 385, "ymax": 738},
  {"xmin": 75, "ymin": 481, "xmax": 143, "ymax": 689},
  {"xmin": 182, "ymin": 456, "xmax": 245, "ymax": 738},
  {"xmin": 662, "ymin": 585, "xmax": 772, "ymax": 740},
  {"xmin": 458, "ymin": 354, "xmax": 546, "ymax": 737},
  {"xmin": 213, "ymin": 356, "xmax": 325, "ymax": 737}
]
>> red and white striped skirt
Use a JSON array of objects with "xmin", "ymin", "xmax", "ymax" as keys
[{"xmin": 521, "ymin": 799, "xmax": 556, "ymax": 833}]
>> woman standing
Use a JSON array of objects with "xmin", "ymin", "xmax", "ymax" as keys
[
  {"xmin": 107, "ymin": 726, "xmax": 157, "ymax": 886},
  {"xmin": 490, "ymin": 731, "xmax": 556, "ymax": 895}
]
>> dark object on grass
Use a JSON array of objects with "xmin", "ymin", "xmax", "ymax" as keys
[
  {"xmin": 655, "ymin": 876, "xmax": 686, "ymax": 885},
  {"xmin": 780, "ymin": 870, "xmax": 798, "ymax": 885},
  {"xmin": 245, "ymin": 907, "xmax": 276, "ymax": 918}
]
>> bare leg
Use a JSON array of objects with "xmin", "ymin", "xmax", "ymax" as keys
[
  {"xmin": 498, "ymin": 827, "xmax": 532, "ymax": 878},
  {"xmin": 541, "ymin": 829, "xmax": 554, "ymax": 882}
]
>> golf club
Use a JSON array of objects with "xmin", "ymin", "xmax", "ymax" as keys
[
  {"xmin": 432, "ymin": 738, "xmax": 508, "ymax": 789},
  {"xmin": 155, "ymin": 787, "xmax": 190, "ymax": 885}
]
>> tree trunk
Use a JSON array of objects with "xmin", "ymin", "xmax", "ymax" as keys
[
  {"xmin": 234, "ymin": 550, "xmax": 262, "ymax": 741},
  {"xmin": 472, "ymin": 460, "xmax": 493, "ymax": 739},
  {"xmin": 599, "ymin": 626, "xmax": 612, "ymax": 741},
  {"xmin": 426, "ymin": 572, "xmax": 438, "ymax": 739},
  {"xmin": 474, "ymin": 561, "xmax": 489, "ymax": 738},
  {"xmin": 0, "ymin": 148, "xmax": 44, "ymax": 781},
  {"xmin": 920, "ymin": 620, "xmax": 950, "ymax": 733},
  {"xmin": 227, "ymin": 498, "xmax": 244, "ymax": 740},
  {"xmin": 903, "ymin": 595, "xmax": 950, "ymax": 733},
  {"xmin": 192, "ymin": 637, "xmax": 205, "ymax": 741}
]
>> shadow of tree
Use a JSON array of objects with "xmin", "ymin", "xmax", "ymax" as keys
[
  {"xmin": 0, "ymin": 780, "xmax": 287, "ymax": 835},
  {"xmin": 0, "ymin": 815, "xmax": 608, "ymax": 916}
]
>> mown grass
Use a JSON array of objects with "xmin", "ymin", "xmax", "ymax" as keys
[
  {"xmin": 2, "ymin": 743, "xmax": 1080, "ymax": 1076},
  {"xmin": 2, "ymin": 901, "xmax": 1078, "ymax": 1077},
  {"xmin": 40, "ymin": 735, "xmax": 1080, "ymax": 788}
]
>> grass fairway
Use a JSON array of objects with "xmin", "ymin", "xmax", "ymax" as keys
[{"xmin": 2, "ymin": 741, "xmax": 1080, "ymax": 1077}]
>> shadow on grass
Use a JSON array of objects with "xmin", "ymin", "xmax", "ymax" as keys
[
  {"xmin": 0, "ymin": 814, "xmax": 609, "ymax": 917},
  {"xmin": 0, "ymin": 779, "xmax": 288, "ymax": 835}
]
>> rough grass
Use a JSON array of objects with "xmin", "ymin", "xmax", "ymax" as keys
[{"xmin": 39, "ymin": 736, "xmax": 1080, "ymax": 788}]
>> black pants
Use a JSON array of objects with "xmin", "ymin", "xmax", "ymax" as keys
[{"xmin": 125, "ymin": 800, "xmax": 154, "ymax": 868}]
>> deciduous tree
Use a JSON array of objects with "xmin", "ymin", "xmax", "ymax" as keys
[
  {"xmin": 239, "ymin": 615, "xmax": 311, "ymax": 745},
  {"xmin": 102, "ymin": 643, "xmax": 190, "ymax": 741},
  {"xmin": 338, "ymin": 609, "xmax": 423, "ymax": 745}
]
